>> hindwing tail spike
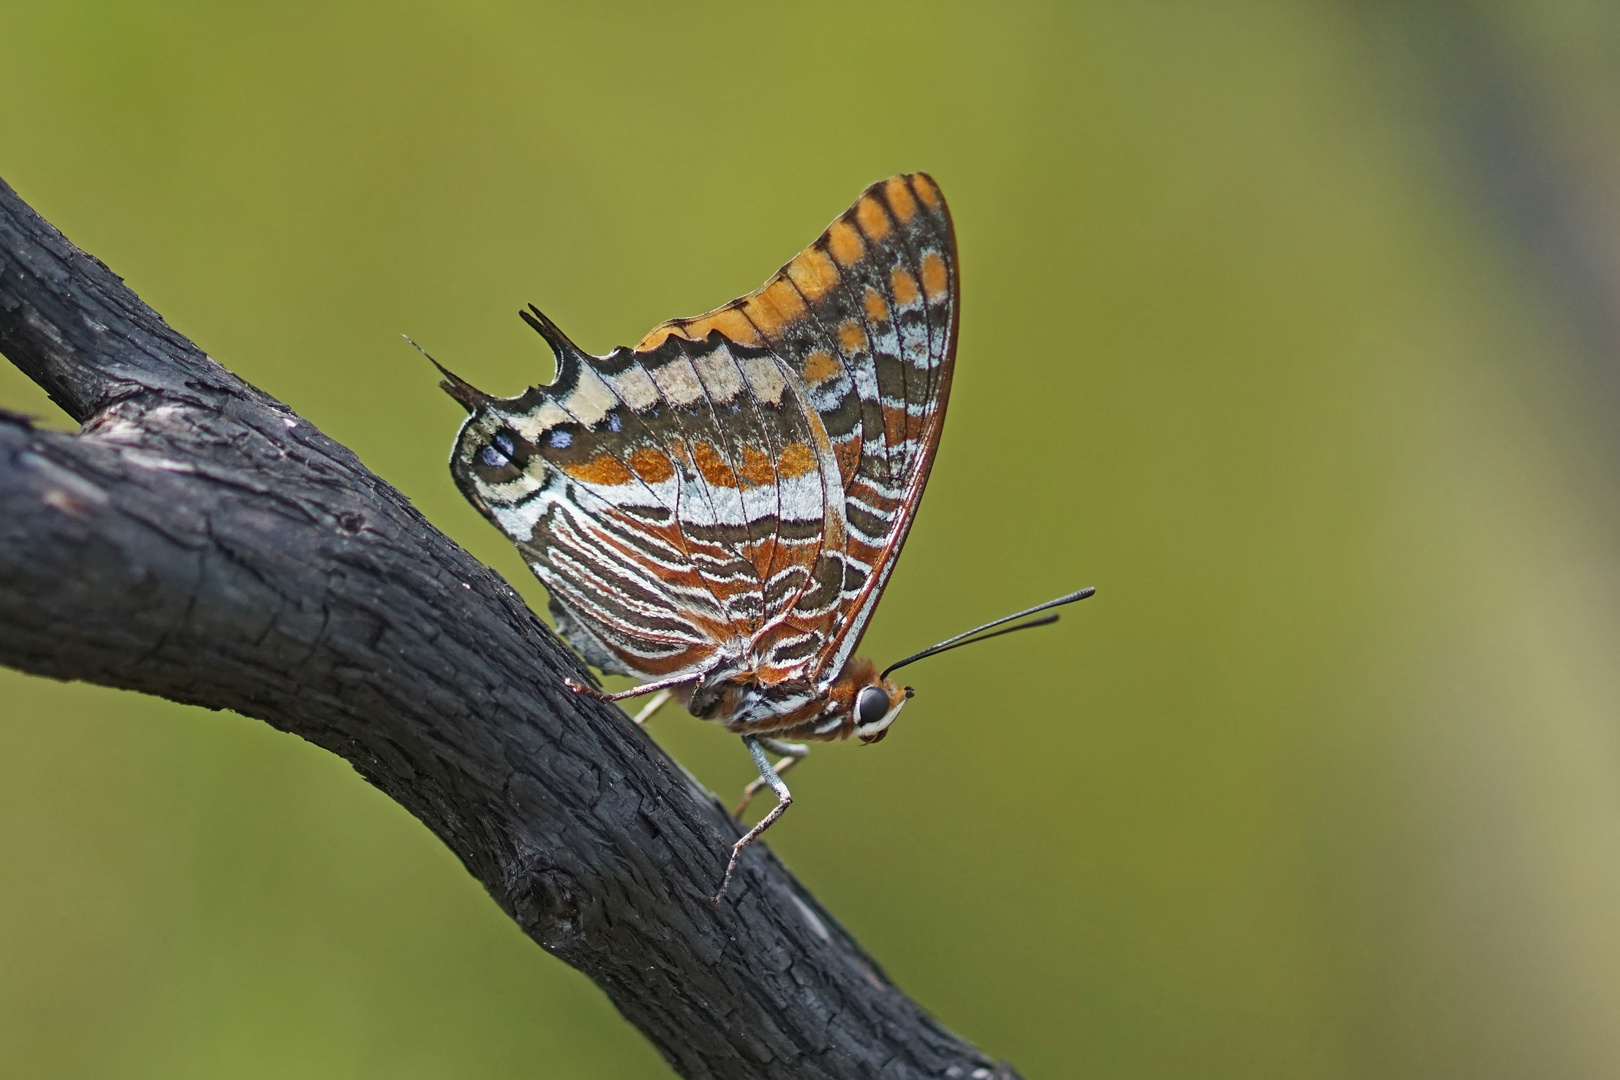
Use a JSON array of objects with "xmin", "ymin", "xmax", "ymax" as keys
[
  {"xmin": 435, "ymin": 363, "xmax": 493, "ymax": 413},
  {"xmin": 405, "ymin": 333, "xmax": 493, "ymax": 413}
]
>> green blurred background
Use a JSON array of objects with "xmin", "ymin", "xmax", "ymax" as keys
[{"xmin": 6, "ymin": 2, "xmax": 1620, "ymax": 1077}]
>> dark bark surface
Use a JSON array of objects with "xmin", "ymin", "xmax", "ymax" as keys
[{"xmin": 0, "ymin": 176, "xmax": 1021, "ymax": 1080}]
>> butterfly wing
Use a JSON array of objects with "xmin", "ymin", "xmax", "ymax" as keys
[
  {"xmin": 445, "ymin": 323, "xmax": 787, "ymax": 681},
  {"xmin": 446, "ymin": 173, "xmax": 958, "ymax": 701},
  {"xmin": 636, "ymin": 173, "xmax": 959, "ymax": 691}
]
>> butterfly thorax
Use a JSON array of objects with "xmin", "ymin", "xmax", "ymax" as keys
[{"xmin": 682, "ymin": 655, "xmax": 909, "ymax": 743}]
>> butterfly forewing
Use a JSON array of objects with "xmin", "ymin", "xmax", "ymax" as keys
[{"xmin": 450, "ymin": 173, "xmax": 958, "ymax": 721}]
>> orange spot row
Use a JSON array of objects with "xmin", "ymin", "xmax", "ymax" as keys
[
  {"xmin": 779, "ymin": 442, "xmax": 816, "ymax": 479},
  {"xmin": 863, "ymin": 287, "xmax": 890, "ymax": 323},
  {"xmin": 802, "ymin": 349, "xmax": 842, "ymax": 385},
  {"xmin": 628, "ymin": 445, "xmax": 674, "ymax": 483},
  {"xmin": 884, "ymin": 177, "xmax": 917, "ymax": 223},
  {"xmin": 565, "ymin": 453, "xmax": 634, "ymax": 486},
  {"xmin": 826, "ymin": 220, "xmax": 865, "ymax": 268},
  {"xmin": 686, "ymin": 440, "xmax": 817, "ymax": 488},
  {"xmin": 786, "ymin": 246, "xmax": 840, "ymax": 303},
  {"xmin": 891, "ymin": 267, "xmax": 919, "ymax": 306},
  {"xmin": 742, "ymin": 278, "xmax": 809, "ymax": 338},
  {"xmin": 912, "ymin": 173, "xmax": 942, "ymax": 211},
  {"xmin": 630, "ymin": 173, "xmax": 948, "ymax": 364},
  {"xmin": 920, "ymin": 252, "xmax": 949, "ymax": 301},
  {"xmin": 837, "ymin": 320, "xmax": 868, "ymax": 354},
  {"xmin": 691, "ymin": 441, "xmax": 734, "ymax": 488},
  {"xmin": 855, "ymin": 196, "xmax": 891, "ymax": 242},
  {"xmin": 742, "ymin": 446, "xmax": 781, "ymax": 487}
]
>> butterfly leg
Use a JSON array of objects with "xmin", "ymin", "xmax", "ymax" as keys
[
  {"xmin": 630, "ymin": 689, "xmax": 673, "ymax": 726},
  {"xmin": 715, "ymin": 736, "xmax": 794, "ymax": 902},
  {"xmin": 564, "ymin": 671, "xmax": 697, "ymax": 701},
  {"xmin": 734, "ymin": 739, "xmax": 809, "ymax": 817}
]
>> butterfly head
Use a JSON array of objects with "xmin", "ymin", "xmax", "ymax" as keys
[
  {"xmin": 855, "ymin": 588, "xmax": 1097, "ymax": 743},
  {"xmin": 851, "ymin": 676, "xmax": 914, "ymax": 745}
]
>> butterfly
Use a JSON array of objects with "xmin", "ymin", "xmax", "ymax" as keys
[{"xmin": 427, "ymin": 173, "xmax": 1091, "ymax": 899}]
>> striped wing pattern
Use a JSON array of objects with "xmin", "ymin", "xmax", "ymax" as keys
[{"xmin": 449, "ymin": 173, "xmax": 957, "ymax": 733}]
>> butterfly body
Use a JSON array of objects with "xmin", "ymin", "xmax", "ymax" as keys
[{"xmin": 444, "ymin": 174, "xmax": 957, "ymax": 758}]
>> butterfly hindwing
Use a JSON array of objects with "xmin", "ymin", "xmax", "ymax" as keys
[
  {"xmin": 448, "ymin": 173, "xmax": 957, "ymax": 703},
  {"xmin": 632, "ymin": 173, "xmax": 957, "ymax": 686}
]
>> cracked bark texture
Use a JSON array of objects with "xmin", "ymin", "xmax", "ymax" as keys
[{"xmin": 0, "ymin": 175, "xmax": 1023, "ymax": 1080}]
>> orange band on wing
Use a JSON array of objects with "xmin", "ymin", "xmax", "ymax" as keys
[
  {"xmin": 891, "ymin": 267, "xmax": 920, "ymax": 306},
  {"xmin": 884, "ymin": 176, "xmax": 918, "ymax": 223},
  {"xmin": 855, "ymin": 196, "xmax": 891, "ymax": 241},
  {"xmin": 921, "ymin": 252, "xmax": 949, "ymax": 300},
  {"xmin": 802, "ymin": 349, "xmax": 841, "ymax": 384},
  {"xmin": 826, "ymin": 220, "xmax": 866, "ymax": 267},
  {"xmin": 912, "ymin": 173, "xmax": 942, "ymax": 210},
  {"xmin": 786, "ymin": 246, "xmax": 841, "ymax": 302},
  {"xmin": 565, "ymin": 453, "xmax": 635, "ymax": 485}
]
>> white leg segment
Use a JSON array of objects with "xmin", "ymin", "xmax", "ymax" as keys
[
  {"xmin": 630, "ymin": 689, "xmax": 673, "ymax": 726},
  {"xmin": 734, "ymin": 738, "xmax": 810, "ymax": 816},
  {"xmin": 715, "ymin": 736, "xmax": 796, "ymax": 902}
]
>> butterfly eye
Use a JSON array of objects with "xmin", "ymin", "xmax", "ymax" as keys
[{"xmin": 855, "ymin": 685, "xmax": 890, "ymax": 726}]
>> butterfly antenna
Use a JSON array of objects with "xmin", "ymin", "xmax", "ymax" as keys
[
  {"xmin": 881, "ymin": 587, "xmax": 1095, "ymax": 679},
  {"xmin": 404, "ymin": 334, "xmax": 491, "ymax": 412}
]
